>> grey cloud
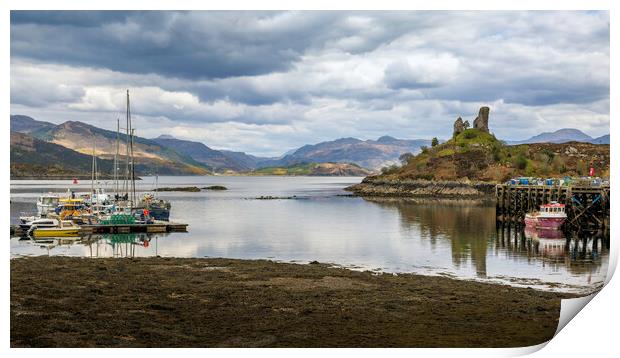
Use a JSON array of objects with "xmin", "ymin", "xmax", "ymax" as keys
[{"xmin": 9, "ymin": 10, "xmax": 610, "ymax": 154}]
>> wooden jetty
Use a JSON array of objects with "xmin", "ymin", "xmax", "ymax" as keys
[{"xmin": 495, "ymin": 184, "xmax": 610, "ymax": 232}]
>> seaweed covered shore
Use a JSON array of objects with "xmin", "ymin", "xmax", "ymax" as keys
[
  {"xmin": 346, "ymin": 177, "xmax": 497, "ymax": 198},
  {"xmin": 11, "ymin": 256, "xmax": 573, "ymax": 348}
]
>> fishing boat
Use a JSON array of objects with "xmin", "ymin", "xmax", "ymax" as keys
[
  {"xmin": 139, "ymin": 193, "xmax": 171, "ymax": 221},
  {"xmin": 31, "ymin": 220, "xmax": 81, "ymax": 238},
  {"xmin": 524, "ymin": 202, "xmax": 567, "ymax": 230}
]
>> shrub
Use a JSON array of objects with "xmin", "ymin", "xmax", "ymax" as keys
[
  {"xmin": 431, "ymin": 137, "xmax": 439, "ymax": 147},
  {"xmin": 514, "ymin": 154, "xmax": 528, "ymax": 170},
  {"xmin": 399, "ymin": 152, "xmax": 413, "ymax": 165},
  {"xmin": 463, "ymin": 131, "xmax": 477, "ymax": 139}
]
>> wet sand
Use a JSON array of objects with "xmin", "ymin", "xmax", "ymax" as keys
[{"xmin": 11, "ymin": 256, "xmax": 575, "ymax": 348}]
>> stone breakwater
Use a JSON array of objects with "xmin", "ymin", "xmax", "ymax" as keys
[{"xmin": 345, "ymin": 177, "xmax": 497, "ymax": 198}]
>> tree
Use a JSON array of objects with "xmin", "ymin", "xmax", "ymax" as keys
[
  {"xmin": 463, "ymin": 120, "xmax": 470, "ymax": 129},
  {"xmin": 431, "ymin": 137, "xmax": 439, "ymax": 147},
  {"xmin": 399, "ymin": 152, "xmax": 413, "ymax": 165}
]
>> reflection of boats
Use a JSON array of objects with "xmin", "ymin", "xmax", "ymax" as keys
[
  {"xmin": 31, "ymin": 220, "xmax": 81, "ymax": 238},
  {"xmin": 524, "ymin": 226, "xmax": 566, "ymax": 240},
  {"xmin": 524, "ymin": 226, "xmax": 568, "ymax": 259},
  {"xmin": 525, "ymin": 202, "xmax": 567, "ymax": 230}
]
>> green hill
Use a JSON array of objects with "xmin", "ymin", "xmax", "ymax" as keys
[{"xmin": 381, "ymin": 128, "xmax": 610, "ymax": 182}]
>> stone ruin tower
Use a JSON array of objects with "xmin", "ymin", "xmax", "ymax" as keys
[
  {"xmin": 453, "ymin": 106, "xmax": 490, "ymax": 136},
  {"xmin": 473, "ymin": 106, "xmax": 490, "ymax": 133},
  {"xmin": 453, "ymin": 117, "xmax": 464, "ymax": 136}
]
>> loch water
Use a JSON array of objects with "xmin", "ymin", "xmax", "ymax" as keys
[{"xmin": 10, "ymin": 176, "xmax": 609, "ymax": 294}]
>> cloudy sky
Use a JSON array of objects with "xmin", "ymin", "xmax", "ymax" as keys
[{"xmin": 10, "ymin": 11, "xmax": 609, "ymax": 156}]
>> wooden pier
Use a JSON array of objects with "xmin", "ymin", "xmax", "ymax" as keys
[
  {"xmin": 495, "ymin": 184, "xmax": 610, "ymax": 232},
  {"xmin": 11, "ymin": 221, "xmax": 188, "ymax": 237}
]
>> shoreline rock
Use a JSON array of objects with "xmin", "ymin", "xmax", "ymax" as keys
[
  {"xmin": 345, "ymin": 177, "xmax": 497, "ymax": 198},
  {"xmin": 155, "ymin": 186, "xmax": 201, "ymax": 192},
  {"xmin": 202, "ymin": 185, "xmax": 228, "ymax": 190}
]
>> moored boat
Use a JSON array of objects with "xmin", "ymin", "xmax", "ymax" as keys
[
  {"xmin": 19, "ymin": 217, "xmax": 59, "ymax": 231},
  {"xmin": 524, "ymin": 202, "xmax": 567, "ymax": 230},
  {"xmin": 36, "ymin": 193, "xmax": 60, "ymax": 216},
  {"xmin": 31, "ymin": 220, "xmax": 81, "ymax": 238}
]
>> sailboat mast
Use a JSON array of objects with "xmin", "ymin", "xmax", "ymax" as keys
[
  {"xmin": 124, "ymin": 90, "xmax": 131, "ymax": 199},
  {"xmin": 91, "ymin": 136, "xmax": 95, "ymax": 196},
  {"xmin": 114, "ymin": 118, "xmax": 120, "ymax": 196},
  {"xmin": 131, "ymin": 128, "xmax": 136, "ymax": 204}
]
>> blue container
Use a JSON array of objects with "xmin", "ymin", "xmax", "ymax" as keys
[
  {"xmin": 519, "ymin": 178, "xmax": 529, "ymax": 185},
  {"xmin": 546, "ymin": 179, "xmax": 553, "ymax": 186}
]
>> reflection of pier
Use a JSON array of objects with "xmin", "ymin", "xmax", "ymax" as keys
[
  {"xmin": 495, "ymin": 185, "xmax": 610, "ymax": 232},
  {"xmin": 84, "ymin": 234, "xmax": 161, "ymax": 258},
  {"xmin": 496, "ymin": 225, "xmax": 607, "ymax": 275}
]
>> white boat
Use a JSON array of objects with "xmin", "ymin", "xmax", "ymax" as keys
[
  {"xmin": 19, "ymin": 217, "xmax": 59, "ymax": 231},
  {"xmin": 36, "ymin": 194, "xmax": 60, "ymax": 216}
]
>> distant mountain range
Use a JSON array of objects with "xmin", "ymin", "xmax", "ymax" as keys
[
  {"xmin": 9, "ymin": 114, "xmax": 610, "ymax": 178},
  {"xmin": 11, "ymin": 115, "xmax": 210, "ymax": 176},
  {"xmin": 152, "ymin": 135, "xmax": 272, "ymax": 172},
  {"xmin": 507, "ymin": 128, "xmax": 610, "ymax": 145}
]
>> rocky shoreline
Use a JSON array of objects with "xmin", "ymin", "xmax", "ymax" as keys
[
  {"xmin": 11, "ymin": 256, "xmax": 572, "ymax": 347},
  {"xmin": 345, "ymin": 177, "xmax": 497, "ymax": 198}
]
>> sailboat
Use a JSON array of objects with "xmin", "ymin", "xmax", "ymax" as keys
[{"xmin": 111, "ymin": 90, "xmax": 171, "ymax": 221}]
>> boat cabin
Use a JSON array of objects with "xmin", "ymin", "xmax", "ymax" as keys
[{"xmin": 539, "ymin": 203, "xmax": 565, "ymax": 214}]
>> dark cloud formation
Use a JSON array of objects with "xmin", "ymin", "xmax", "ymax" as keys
[{"xmin": 10, "ymin": 11, "xmax": 610, "ymax": 156}]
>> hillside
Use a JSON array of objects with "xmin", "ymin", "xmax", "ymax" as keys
[
  {"xmin": 248, "ymin": 162, "xmax": 372, "ymax": 176},
  {"xmin": 347, "ymin": 128, "xmax": 609, "ymax": 197},
  {"xmin": 12, "ymin": 117, "xmax": 210, "ymax": 176},
  {"xmin": 591, "ymin": 134, "xmax": 610, "ymax": 144},
  {"xmin": 262, "ymin": 136, "xmax": 432, "ymax": 170},
  {"xmin": 384, "ymin": 129, "xmax": 610, "ymax": 182},
  {"xmin": 10, "ymin": 115, "xmax": 56, "ymax": 134},
  {"xmin": 10, "ymin": 131, "xmax": 114, "ymax": 178},
  {"xmin": 152, "ymin": 135, "xmax": 269, "ymax": 172}
]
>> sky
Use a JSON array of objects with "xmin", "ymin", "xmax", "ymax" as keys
[{"xmin": 10, "ymin": 10, "xmax": 610, "ymax": 157}]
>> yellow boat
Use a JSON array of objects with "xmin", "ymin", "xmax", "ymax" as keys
[{"xmin": 32, "ymin": 220, "xmax": 81, "ymax": 238}]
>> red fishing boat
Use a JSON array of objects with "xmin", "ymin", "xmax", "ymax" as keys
[{"xmin": 524, "ymin": 202, "xmax": 567, "ymax": 230}]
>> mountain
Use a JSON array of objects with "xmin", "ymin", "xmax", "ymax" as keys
[
  {"xmin": 11, "ymin": 116, "xmax": 210, "ymax": 175},
  {"xmin": 152, "ymin": 135, "xmax": 271, "ymax": 172},
  {"xmin": 249, "ymin": 162, "xmax": 372, "ymax": 176},
  {"xmin": 591, "ymin": 134, "xmax": 610, "ymax": 144},
  {"xmin": 508, "ymin": 128, "xmax": 596, "ymax": 144},
  {"xmin": 11, "ymin": 131, "xmax": 114, "ymax": 178},
  {"xmin": 262, "ymin": 136, "xmax": 433, "ymax": 170},
  {"xmin": 10, "ymin": 115, "xmax": 56, "ymax": 134}
]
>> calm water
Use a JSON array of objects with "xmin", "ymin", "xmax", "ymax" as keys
[{"xmin": 10, "ymin": 176, "xmax": 609, "ymax": 294}]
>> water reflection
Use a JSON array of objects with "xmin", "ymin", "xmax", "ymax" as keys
[
  {"xmin": 364, "ymin": 197, "xmax": 607, "ymax": 283},
  {"xmin": 10, "ymin": 177, "xmax": 609, "ymax": 293},
  {"xmin": 14, "ymin": 233, "xmax": 165, "ymax": 258},
  {"xmin": 364, "ymin": 198, "xmax": 494, "ymax": 278}
]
